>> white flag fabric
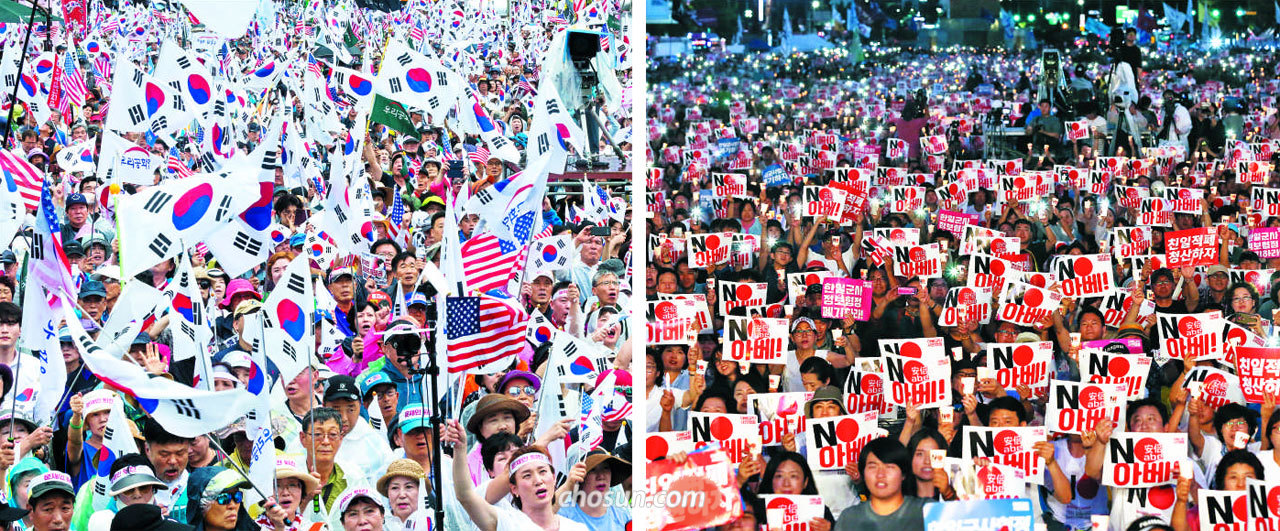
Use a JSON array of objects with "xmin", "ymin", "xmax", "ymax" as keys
[
  {"xmin": 164, "ymin": 251, "xmax": 214, "ymax": 397},
  {"xmin": 458, "ymin": 85, "xmax": 520, "ymax": 163},
  {"xmin": 528, "ymin": 87, "xmax": 585, "ymax": 172},
  {"xmin": 54, "ymin": 138, "xmax": 97, "ymax": 174},
  {"xmin": 178, "ymin": 0, "xmax": 260, "ymax": 38},
  {"xmin": 154, "ymin": 40, "xmax": 216, "ymax": 119},
  {"xmin": 373, "ymin": 40, "xmax": 463, "ymax": 123},
  {"xmin": 97, "ymin": 130, "xmax": 157, "ymax": 186},
  {"xmin": 115, "ymin": 157, "xmax": 260, "ymax": 277},
  {"xmin": 103, "ymin": 61, "xmax": 184, "ymax": 135},
  {"xmin": 98, "ymin": 282, "xmax": 165, "ymax": 351},
  {"xmin": 244, "ymin": 315, "xmax": 275, "ymax": 500},
  {"xmin": 202, "ymin": 116, "xmax": 283, "ymax": 277},
  {"xmin": 262, "ymin": 255, "xmax": 314, "ymax": 384},
  {"xmin": 19, "ymin": 279, "xmax": 64, "ymax": 427},
  {"xmin": 62, "ymin": 302, "xmax": 259, "ymax": 437},
  {"xmin": 526, "ymin": 234, "xmax": 575, "ymax": 273}
]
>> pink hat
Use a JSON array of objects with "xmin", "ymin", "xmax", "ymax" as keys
[
  {"xmin": 220, "ymin": 278, "xmax": 260, "ymax": 309},
  {"xmin": 595, "ymin": 369, "xmax": 632, "ymax": 389}
]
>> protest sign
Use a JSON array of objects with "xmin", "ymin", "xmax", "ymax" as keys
[
  {"xmin": 763, "ymin": 164, "xmax": 790, "ymax": 187},
  {"xmin": 1162, "ymin": 186, "xmax": 1204, "ymax": 214},
  {"xmin": 803, "ymin": 185, "xmax": 847, "ymax": 219},
  {"xmin": 723, "ymin": 316, "xmax": 788, "ymax": 365},
  {"xmin": 645, "ymin": 449, "xmax": 743, "ymax": 531},
  {"xmin": 1051, "ymin": 254, "xmax": 1115, "ymax": 298},
  {"xmin": 761, "ymin": 495, "xmax": 825, "ymax": 531},
  {"xmin": 787, "ymin": 271, "xmax": 832, "ymax": 306},
  {"xmin": 1253, "ymin": 187, "xmax": 1280, "ymax": 220},
  {"xmin": 1110, "ymin": 226, "xmax": 1153, "ymax": 259},
  {"xmin": 687, "ymin": 233, "xmax": 733, "ymax": 268},
  {"xmin": 718, "ymin": 281, "xmax": 767, "ymax": 315},
  {"xmin": 936, "ymin": 210, "xmax": 976, "ymax": 237},
  {"xmin": 892, "ymin": 243, "xmax": 943, "ymax": 279},
  {"xmin": 844, "ymin": 362, "xmax": 891, "ymax": 414},
  {"xmin": 1185, "ymin": 366, "xmax": 1247, "ymax": 409},
  {"xmin": 968, "ymin": 253, "xmax": 1014, "ymax": 289},
  {"xmin": 985, "ymin": 342, "xmax": 1051, "ymax": 394},
  {"xmin": 689, "ymin": 412, "xmax": 761, "ymax": 465},
  {"xmin": 973, "ymin": 463, "xmax": 1029, "ymax": 499},
  {"xmin": 1102, "ymin": 432, "xmax": 1188, "ymax": 488},
  {"xmin": 647, "ymin": 300, "xmax": 695, "ymax": 345},
  {"xmin": 1237, "ymin": 347, "xmax": 1280, "ymax": 404},
  {"xmin": 962, "ymin": 426, "xmax": 1047, "ymax": 484},
  {"xmin": 874, "ymin": 227, "xmax": 921, "ymax": 245},
  {"xmin": 1156, "ymin": 311, "xmax": 1226, "ymax": 362},
  {"xmin": 645, "ymin": 431, "xmax": 696, "ymax": 462},
  {"xmin": 921, "ymin": 499, "xmax": 1034, "ymax": 531},
  {"xmin": 1197, "ymin": 489, "xmax": 1249, "ymax": 530},
  {"xmin": 938, "ymin": 286, "xmax": 993, "ymax": 327},
  {"xmin": 1066, "ymin": 120, "xmax": 1089, "ymax": 140},
  {"xmin": 748, "ymin": 392, "xmax": 811, "ymax": 446},
  {"xmin": 889, "ymin": 186, "xmax": 926, "ymax": 213},
  {"xmin": 1044, "ymin": 380, "xmax": 1126, "ymax": 435},
  {"xmin": 710, "ymin": 173, "xmax": 748, "ymax": 199},
  {"xmin": 881, "ymin": 351, "xmax": 951, "ymax": 408},
  {"xmin": 820, "ymin": 278, "xmax": 871, "ymax": 320},
  {"xmin": 1165, "ymin": 227, "xmax": 1220, "ymax": 268},
  {"xmin": 803, "ymin": 411, "xmax": 880, "ymax": 471},
  {"xmin": 997, "ymin": 281, "xmax": 1062, "ymax": 327},
  {"xmin": 1081, "ymin": 349, "xmax": 1152, "ymax": 400},
  {"xmin": 1139, "ymin": 197, "xmax": 1173, "ymax": 226},
  {"xmin": 1251, "ymin": 227, "xmax": 1280, "ymax": 259},
  {"xmin": 1245, "ymin": 478, "xmax": 1280, "ymax": 527}
]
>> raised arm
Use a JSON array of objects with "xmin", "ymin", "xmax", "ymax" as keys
[{"xmin": 445, "ymin": 420, "xmax": 499, "ymax": 531}]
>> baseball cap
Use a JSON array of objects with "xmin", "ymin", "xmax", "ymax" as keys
[
  {"xmin": 66, "ymin": 193, "xmax": 89, "ymax": 207},
  {"xmin": 1207, "ymin": 265, "xmax": 1230, "ymax": 277},
  {"xmin": 78, "ymin": 280, "xmax": 107, "ymax": 299},
  {"xmin": 408, "ymin": 292, "xmax": 428, "ymax": 308},
  {"xmin": 233, "ymin": 300, "xmax": 262, "ymax": 319},
  {"xmin": 323, "ymin": 375, "xmax": 360, "ymax": 403},
  {"xmin": 0, "ymin": 251, "xmax": 15, "ymax": 264},
  {"xmin": 27, "ymin": 471, "xmax": 74, "ymax": 503},
  {"xmin": 328, "ymin": 268, "xmax": 354, "ymax": 283},
  {"xmin": 396, "ymin": 402, "xmax": 432, "ymax": 433},
  {"xmin": 358, "ymin": 371, "xmax": 394, "ymax": 399},
  {"xmin": 62, "ymin": 241, "xmax": 84, "ymax": 258}
]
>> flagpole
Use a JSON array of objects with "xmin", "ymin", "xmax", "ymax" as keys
[
  {"xmin": 2, "ymin": 0, "xmax": 43, "ymax": 150},
  {"xmin": 203, "ymin": 432, "xmax": 292, "ymax": 526}
]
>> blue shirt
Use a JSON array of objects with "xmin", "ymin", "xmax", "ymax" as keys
[{"xmin": 558, "ymin": 501, "xmax": 630, "ymax": 531}]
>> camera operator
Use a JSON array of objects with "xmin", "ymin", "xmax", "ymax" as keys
[
  {"xmin": 1025, "ymin": 98, "xmax": 1064, "ymax": 162},
  {"xmin": 1106, "ymin": 96, "xmax": 1147, "ymax": 156},
  {"xmin": 1158, "ymin": 89, "xmax": 1193, "ymax": 152}
]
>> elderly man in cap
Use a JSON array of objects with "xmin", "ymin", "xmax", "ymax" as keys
[
  {"xmin": 142, "ymin": 421, "xmax": 194, "ymax": 518},
  {"xmin": 24, "ymin": 471, "xmax": 75, "ymax": 531},
  {"xmin": 358, "ymin": 371, "xmax": 399, "ymax": 435},
  {"xmin": 326, "ymin": 375, "xmax": 393, "ymax": 487},
  {"xmin": 558, "ymin": 224, "xmax": 607, "ymax": 306},
  {"xmin": 80, "ymin": 233, "xmax": 112, "ymax": 273},
  {"xmin": 61, "ymin": 192, "xmax": 114, "ymax": 245},
  {"xmin": 77, "ymin": 280, "xmax": 109, "ymax": 323},
  {"xmin": 328, "ymin": 268, "xmax": 358, "ymax": 337}
]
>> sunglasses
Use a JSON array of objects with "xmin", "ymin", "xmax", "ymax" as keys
[
  {"xmin": 215, "ymin": 491, "xmax": 243, "ymax": 505},
  {"xmin": 507, "ymin": 386, "xmax": 537, "ymax": 397}
]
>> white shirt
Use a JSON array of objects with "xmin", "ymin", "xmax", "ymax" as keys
[
  {"xmin": 335, "ymin": 417, "xmax": 395, "ymax": 487},
  {"xmin": 494, "ymin": 506, "xmax": 590, "ymax": 531}
]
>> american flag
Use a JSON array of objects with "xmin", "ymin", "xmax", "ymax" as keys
[
  {"xmin": 0, "ymin": 149, "xmax": 45, "ymax": 211},
  {"xmin": 516, "ymin": 76, "xmax": 536, "ymax": 96},
  {"xmin": 166, "ymin": 147, "xmax": 193, "ymax": 179},
  {"xmin": 445, "ymin": 296, "xmax": 527, "ymax": 374},
  {"xmin": 93, "ymin": 54, "xmax": 112, "ymax": 83},
  {"xmin": 459, "ymin": 232, "xmax": 517, "ymax": 293},
  {"xmin": 32, "ymin": 178, "xmax": 78, "ymax": 299},
  {"xmin": 464, "ymin": 144, "xmax": 490, "ymax": 165},
  {"xmin": 578, "ymin": 392, "xmax": 603, "ymax": 449},
  {"xmin": 409, "ymin": 25, "xmax": 426, "ymax": 45},
  {"xmin": 599, "ymin": 33, "xmax": 610, "ymax": 51},
  {"xmin": 60, "ymin": 52, "xmax": 88, "ymax": 110},
  {"xmin": 306, "ymin": 53, "xmax": 323, "ymax": 79},
  {"xmin": 387, "ymin": 186, "xmax": 405, "ymax": 244},
  {"xmin": 602, "ymin": 391, "xmax": 631, "ymax": 423}
]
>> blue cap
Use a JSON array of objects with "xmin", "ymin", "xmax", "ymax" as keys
[
  {"xmin": 132, "ymin": 332, "xmax": 151, "ymax": 346},
  {"xmin": 289, "ymin": 233, "xmax": 305, "ymax": 247},
  {"xmin": 396, "ymin": 402, "xmax": 432, "ymax": 433},
  {"xmin": 57, "ymin": 327, "xmax": 70, "ymax": 342},
  {"xmin": 65, "ymin": 193, "xmax": 88, "ymax": 207},
  {"xmin": 358, "ymin": 371, "xmax": 394, "ymax": 398},
  {"xmin": 78, "ymin": 280, "xmax": 106, "ymax": 299},
  {"xmin": 408, "ymin": 292, "xmax": 428, "ymax": 308}
]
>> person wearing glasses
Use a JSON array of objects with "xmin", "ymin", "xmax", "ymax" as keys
[
  {"xmin": 1226, "ymin": 282, "xmax": 1266, "ymax": 336},
  {"xmin": 185, "ymin": 467, "xmax": 255, "ymax": 531},
  {"xmin": 324, "ymin": 376, "xmax": 393, "ymax": 488},
  {"xmin": 298, "ymin": 407, "xmax": 357, "ymax": 520}
]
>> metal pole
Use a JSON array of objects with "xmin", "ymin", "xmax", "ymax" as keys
[
  {"xmin": 2, "ymin": 0, "xmax": 43, "ymax": 149},
  {"xmin": 204, "ymin": 433, "xmax": 293, "ymax": 526}
]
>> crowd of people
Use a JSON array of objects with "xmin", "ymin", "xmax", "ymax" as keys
[
  {"xmin": 0, "ymin": 0, "xmax": 634, "ymax": 530},
  {"xmin": 645, "ymin": 30, "xmax": 1280, "ymax": 531}
]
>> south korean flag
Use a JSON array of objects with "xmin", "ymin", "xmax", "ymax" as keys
[
  {"xmin": 525, "ymin": 309, "xmax": 557, "ymax": 348},
  {"xmin": 527, "ymin": 234, "xmax": 575, "ymax": 273}
]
